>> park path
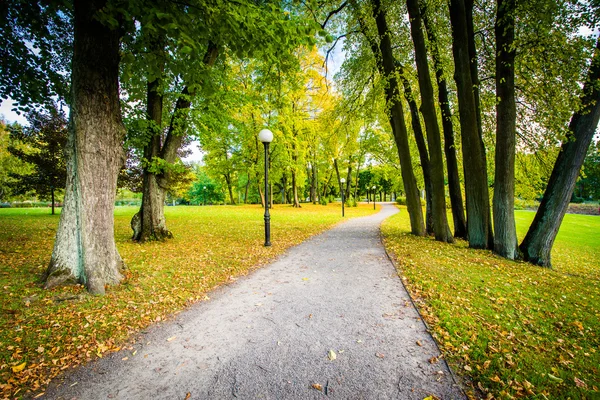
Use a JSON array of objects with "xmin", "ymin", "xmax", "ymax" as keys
[{"xmin": 43, "ymin": 203, "xmax": 465, "ymax": 400}]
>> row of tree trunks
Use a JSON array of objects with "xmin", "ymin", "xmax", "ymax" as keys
[
  {"xmin": 493, "ymin": 0, "xmax": 518, "ymax": 259},
  {"xmin": 45, "ymin": 0, "xmax": 125, "ymax": 294},
  {"xmin": 520, "ymin": 38, "xmax": 600, "ymax": 266},
  {"xmin": 406, "ymin": 0, "xmax": 453, "ymax": 243},
  {"xmin": 421, "ymin": 3, "xmax": 467, "ymax": 239},
  {"xmin": 449, "ymin": 0, "xmax": 492, "ymax": 249},
  {"xmin": 365, "ymin": 0, "xmax": 425, "ymax": 235}
]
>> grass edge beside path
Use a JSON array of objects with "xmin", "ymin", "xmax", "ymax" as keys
[
  {"xmin": 382, "ymin": 205, "xmax": 599, "ymax": 400},
  {"xmin": 0, "ymin": 203, "xmax": 378, "ymax": 399}
]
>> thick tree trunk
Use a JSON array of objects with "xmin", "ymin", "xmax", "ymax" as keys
[
  {"xmin": 449, "ymin": 0, "xmax": 492, "ymax": 249},
  {"xmin": 493, "ymin": 0, "xmax": 518, "ymax": 259},
  {"xmin": 225, "ymin": 173, "xmax": 235, "ymax": 205},
  {"xmin": 258, "ymin": 183, "xmax": 265, "ymax": 208},
  {"xmin": 45, "ymin": 0, "xmax": 125, "ymax": 294},
  {"xmin": 421, "ymin": 4, "xmax": 467, "ymax": 239},
  {"xmin": 400, "ymin": 73, "xmax": 434, "ymax": 234},
  {"xmin": 407, "ymin": 0, "xmax": 453, "ymax": 243},
  {"xmin": 370, "ymin": 0, "xmax": 425, "ymax": 235},
  {"xmin": 520, "ymin": 38, "xmax": 600, "ymax": 267}
]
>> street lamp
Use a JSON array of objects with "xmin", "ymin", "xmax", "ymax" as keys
[
  {"xmin": 203, "ymin": 186, "xmax": 207, "ymax": 206},
  {"xmin": 372, "ymin": 185, "xmax": 376, "ymax": 210},
  {"xmin": 340, "ymin": 177, "xmax": 346, "ymax": 217},
  {"xmin": 259, "ymin": 128, "xmax": 273, "ymax": 246}
]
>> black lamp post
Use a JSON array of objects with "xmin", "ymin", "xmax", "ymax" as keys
[
  {"xmin": 340, "ymin": 177, "xmax": 346, "ymax": 217},
  {"xmin": 259, "ymin": 129, "xmax": 273, "ymax": 246},
  {"xmin": 372, "ymin": 185, "xmax": 376, "ymax": 210}
]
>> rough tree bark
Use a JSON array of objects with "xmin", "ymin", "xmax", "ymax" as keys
[
  {"xmin": 406, "ymin": 0, "xmax": 453, "ymax": 243},
  {"xmin": 493, "ymin": 0, "xmax": 519, "ymax": 259},
  {"xmin": 400, "ymin": 71, "xmax": 434, "ymax": 234},
  {"xmin": 131, "ymin": 43, "xmax": 218, "ymax": 242},
  {"xmin": 45, "ymin": 0, "xmax": 125, "ymax": 294},
  {"xmin": 421, "ymin": 3, "xmax": 467, "ymax": 239},
  {"xmin": 449, "ymin": 0, "xmax": 492, "ymax": 249},
  {"xmin": 345, "ymin": 164, "xmax": 352, "ymax": 200},
  {"xmin": 369, "ymin": 0, "xmax": 425, "ymax": 235},
  {"xmin": 520, "ymin": 38, "xmax": 600, "ymax": 267}
]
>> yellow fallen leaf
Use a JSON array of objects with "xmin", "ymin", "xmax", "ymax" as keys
[
  {"xmin": 12, "ymin": 362, "xmax": 26, "ymax": 373},
  {"xmin": 328, "ymin": 350, "xmax": 337, "ymax": 361},
  {"xmin": 311, "ymin": 383, "xmax": 323, "ymax": 391},
  {"xmin": 167, "ymin": 336, "xmax": 177, "ymax": 342}
]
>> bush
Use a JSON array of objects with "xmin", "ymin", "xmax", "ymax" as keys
[
  {"xmin": 396, "ymin": 197, "xmax": 407, "ymax": 206},
  {"xmin": 320, "ymin": 197, "xmax": 328, "ymax": 206},
  {"xmin": 345, "ymin": 197, "xmax": 357, "ymax": 207}
]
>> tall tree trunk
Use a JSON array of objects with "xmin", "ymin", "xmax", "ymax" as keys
[
  {"xmin": 353, "ymin": 158, "xmax": 361, "ymax": 200},
  {"xmin": 258, "ymin": 183, "xmax": 265, "ymax": 208},
  {"xmin": 449, "ymin": 0, "xmax": 492, "ymax": 249},
  {"xmin": 407, "ymin": 0, "xmax": 453, "ymax": 243},
  {"xmin": 493, "ymin": 0, "xmax": 518, "ymax": 259},
  {"xmin": 225, "ymin": 173, "xmax": 235, "ymax": 205},
  {"xmin": 421, "ymin": 5, "xmax": 467, "ymax": 239},
  {"xmin": 345, "ymin": 164, "xmax": 352, "ymax": 200},
  {"xmin": 51, "ymin": 187, "xmax": 55, "ymax": 215},
  {"xmin": 131, "ymin": 42, "xmax": 218, "ymax": 242},
  {"xmin": 520, "ymin": 38, "xmax": 600, "ymax": 267},
  {"xmin": 45, "ymin": 0, "xmax": 125, "ymax": 294},
  {"xmin": 310, "ymin": 163, "xmax": 316, "ymax": 204},
  {"xmin": 244, "ymin": 175, "xmax": 250, "ymax": 203},
  {"xmin": 401, "ymin": 69, "xmax": 433, "ymax": 234},
  {"xmin": 334, "ymin": 158, "xmax": 342, "ymax": 196},
  {"xmin": 322, "ymin": 168, "xmax": 333, "ymax": 199},
  {"xmin": 466, "ymin": 0, "xmax": 494, "ymax": 247},
  {"xmin": 369, "ymin": 0, "xmax": 425, "ymax": 235},
  {"xmin": 291, "ymin": 169, "xmax": 301, "ymax": 207}
]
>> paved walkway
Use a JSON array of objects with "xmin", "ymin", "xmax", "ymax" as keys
[{"xmin": 43, "ymin": 203, "xmax": 465, "ymax": 399}]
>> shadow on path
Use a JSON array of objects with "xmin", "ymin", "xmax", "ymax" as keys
[{"xmin": 43, "ymin": 203, "xmax": 465, "ymax": 400}]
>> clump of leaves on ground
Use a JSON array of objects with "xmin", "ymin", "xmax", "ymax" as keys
[
  {"xmin": 382, "ymin": 207, "xmax": 599, "ymax": 399},
  {"xmin": 0, "ymin": 203, "xmax": 377, "ymax": 398}
]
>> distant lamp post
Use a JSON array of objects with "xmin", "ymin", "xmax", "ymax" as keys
[
  {"xmin": 340, "ymin": 177, "xmax": 346, "ymax": 217},
  {"xmin": 372, "ymin": 185, "xmax": 376, "ymax": 210},
  {"xmin": 259, "ymin": 128, "xmax": 273, "ymax": 246},
  {"xmin": 203, "ymin": 186, "xmax": 207, "ymax": 206}
]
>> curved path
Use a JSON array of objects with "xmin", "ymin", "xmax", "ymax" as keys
[{"xmin": 44, "ymin": 203, "xmax": 465, "ymax": 400}]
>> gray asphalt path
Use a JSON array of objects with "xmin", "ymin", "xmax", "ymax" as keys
[{"xmin": 42, "ymin": 203, "xmax": 465, "ymax": 400}]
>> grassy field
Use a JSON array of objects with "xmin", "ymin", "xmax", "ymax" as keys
[
  {"xmin": 0, "ymin": 203, "xmax": 377, "ymax": 399},
  {"xmin": 382, "ymin": 208, "xmax": 600, "ymax": 399}
]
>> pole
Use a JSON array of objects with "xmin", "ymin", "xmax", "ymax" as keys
[
  {"xmin": 341, "ymin": 182, "xmax": 345, "ymax": 217},
  {"xmin": 264, "ymin": 142, "xmax": 271, "ymax": 246}
]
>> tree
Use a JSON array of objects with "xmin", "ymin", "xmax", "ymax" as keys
[
  {"xmin": 359, "ymin": 0, "xmax": 425, "ymax": 235},
  {"xmin": 449, "ymin": 0, "xmax": 492, "ymax": 249},
  {"xmin": 520, "ymin": 38, "xmax": 600, "ymax": 267},
  {"xmin": 7, "ymin": 105, "xmax": 67, "ymax": 214},
  {"xmin": 406, "ymin": 0, "xmax": 453, "ymax": 243},
  {"xmin": 493, "ymin": 0, "xmax": 518, "ymax": 259},
  {"xmin": 45, "ymin": 0, "xmax": 126, "ymax": 294},
  {"xmin": 0, "ymin": 120, "xmax": 32, "ymax": 202},
  {"xmin": 420, "ymin": 0, "xmax": 467, "ymax": 239}
]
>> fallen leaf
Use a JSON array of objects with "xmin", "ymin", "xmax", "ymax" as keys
[
  {"xmin": 483, "ymin": 360, "xmax": 491, "ymax": 369},
  {"xmin": 574, "ymin": 377, "xmax": 587, "ymax": 388},
  {"xmin": 328, "ymin": 350, "xmax": 337, "ymax": 361},
  {"xmin": 376, "ymin": 352, "xmax": 385, "ymax": 358},
  {"xmin": 312, "ymin": 383, "xmax": 323, "ymax": 391},
  {"xmin": 12, "ymin": 362, "xmax": 26, "ymax": 373},
  {"xmin": 464, "ymin": 365, "xmax": 472, "ymax": 371},
  {"xmin": 416, "ymin": 340, "xmax": 422, "ymax": 346},
  {"xmin": 167, "ymin": 336, "xmax": 177, "ymax": 342},
  {"xmin": 184, "ymin": 392, "xmax": 191, "ymax": 399},
  {"xmin": 548, "ymin": 374, "xmax": 563, "ymax": 383}
]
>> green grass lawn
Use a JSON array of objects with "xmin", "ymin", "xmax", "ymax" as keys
[
  {"xmin": 382, "ymin": 208, "xmax": 600, "ymax": 399},
  {"xmin": 0, "ymin": 203, "xmax": 377, "ymax": 398}
]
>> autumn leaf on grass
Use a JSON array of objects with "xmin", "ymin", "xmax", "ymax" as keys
[
  {"xmin": 548, "ymin": 374, "xmax": 563, "ymax": 383},
  {"xmin": 12, "ymin": 362, "xmax": 26, "ymax": 373},
  {"xmin": 574, "ymin": 377, "xmax": 587, "ymax": 388},
  {"xmin": 311, "ymin": 383, "xmax": 323, "ymax": 391},
  {"xmin": 328, "ymin": 350, "xmax": 336, "ymax": 361}
]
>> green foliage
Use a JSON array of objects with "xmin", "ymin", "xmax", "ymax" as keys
[
  {"xmin": 7, "ymin": 105, "xmax": 67, "ymax": 200},
  {"xmin": 383, "ymin": 207, "xmax": 600, "ymax": 399},
  {"xmin": 0, "ymin": 121, "xmax": 32, "ymax": 201}
]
